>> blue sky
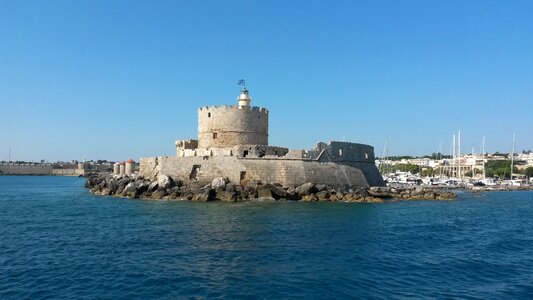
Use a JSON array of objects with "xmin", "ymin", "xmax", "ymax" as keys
[{"xmin": 1, "ymin": 0, "xmax": 532, "ymax": 162}]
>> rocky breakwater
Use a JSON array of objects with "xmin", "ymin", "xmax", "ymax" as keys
[{"xmin": 85, "ymin": 174, "xmax": 455, "ymax": 202}]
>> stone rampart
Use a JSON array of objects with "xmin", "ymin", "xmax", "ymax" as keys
[
  {"xmin": 139, "ymin": 155, "xmax": 384, "ymax": 188},
  {"xmin": 0, "ymin": 165, "xmax": 53, "ymax": 175},
  {"xmin": 198, "ymin": 105, "xmax": 268, "ymax": 148}
]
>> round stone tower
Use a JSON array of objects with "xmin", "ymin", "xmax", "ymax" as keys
[{"xmin": 198, "ymin": 88, "xmax": 268, "ymax": 149}]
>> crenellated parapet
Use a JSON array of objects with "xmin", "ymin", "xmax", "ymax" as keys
[{"xmin": 198, "ymin": 105, "xmax": 268, "ymax": 113}]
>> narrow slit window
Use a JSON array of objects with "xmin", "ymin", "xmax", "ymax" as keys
[{"xmin": 213, "ymin": 132, "xmax": 218, "ymax": 139}]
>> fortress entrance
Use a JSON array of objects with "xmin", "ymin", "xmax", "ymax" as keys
[
  {"xmin": 240, "ymin": 171, "xmax": 247, "ymax": 186},
  {"xmin": 189, "ymin": 165, "xmax": 201, "ymax": 180}
]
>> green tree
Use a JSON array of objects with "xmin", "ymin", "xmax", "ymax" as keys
[
  {"xmin": 421, "ymin": 167, "xmax": 434, "ymax": 177},
  {"xmin": 485, "ymin": 160, "xmax": 520, "ymax": 179}
]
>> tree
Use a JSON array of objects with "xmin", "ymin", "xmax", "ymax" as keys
[{"xmin": 421, "ymin": 167, "xmax": 434, "ymax": 177}]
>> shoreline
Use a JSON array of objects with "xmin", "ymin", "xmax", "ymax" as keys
[
  {"xmin": 85, "ymin": 173, "xmax": 456, "ymax": 203},
  {"xmin": 387, "ymin": 184, "xmax": 533, "ymax": 192}
]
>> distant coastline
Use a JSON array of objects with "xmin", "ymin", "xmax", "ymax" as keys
[{"xmin": 0, "ymin": 162, "xmax": 111, "ymax": 177}]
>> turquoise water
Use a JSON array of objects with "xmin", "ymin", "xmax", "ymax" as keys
[{"xmin": 1, "ymin": 176, "xmax": 532, "ymax": 299}]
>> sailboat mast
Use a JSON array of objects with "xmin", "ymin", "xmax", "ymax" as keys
[
  {"xmin": 458, "ymin": 130, "xmax": 461, "ymax": 179},
  {"xmin": 438, "ymin": 140, "xmax": 443, "ymax": 177},
  {"xmin": 482, "ymin": 136, "xmax": 486, "ymax": 179},
  {"xmin": 510, "ymin": 133, "xmax": 515, "ymax": 180},
  {"xmin": 452, "ymin": 134, "xmax": 456, "ymax": 178}
]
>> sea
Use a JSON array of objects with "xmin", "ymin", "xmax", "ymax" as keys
[{"xmin": 1, "ymin": 176, "xmax": 532, "ymax": 299}]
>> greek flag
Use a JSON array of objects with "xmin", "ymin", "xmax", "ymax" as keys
[{"xmin": 237, "ymin": 79, "xmax": 245, "ymax": 86}]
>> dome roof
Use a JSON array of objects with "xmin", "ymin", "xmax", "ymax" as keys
[{"xmin": 126, "ymin": 159, "xmax": 135, "ymax": 163}]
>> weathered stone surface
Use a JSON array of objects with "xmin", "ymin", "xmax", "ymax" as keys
[
  {"xmin": 168, "ymin": 190, "xmax": 182, "ymax": 199},
  {"xmin": 151, "ymin": 188, "xmax": 168, "ymax": 199},
  {"xmin": 148, "ymin": 181, "xmax": 159, "ymax": 192},
  {"xmin": 367, "ymin": 186, "xmax": 391, "ymax": 197},
  {"xmin": 257, "ymin": 185, "xmax": 274, "ymax": 199},
  {"xmin": 157, "ymin": 175, "xmax": 175, "ymax": 189},
  {"xmin": 315, "ymin": 190, "xmax": 330, "ymax": 201},
  {"xmin": 123, "ymin": 183, "xmax": 139, "ymax": 197},
  {"xmin": 270, "ymin": 185, "xmax": 287, "ymax": 199},
  {"xmin": 295, "ymin": 183, "xmax": 318, "ymax": 195},
  {"xmin": 315, "ymin": 184, "xmax": 327, "ymax": 192},
  {"xmin": 192, "ymin": 189, "xmax": 216, "ymax": 202},
  {"xmin": 211, "ymin": 177, "xmax": 229, "ymax": 190},
  {"xmin": 301, "ymin": 194, "xmax": 318, "ymax": 201},
  {"xmin": 216, "ymin": 189, "xmax": 236, "ymax": 201},
  {"xmin": 286, "ymin": 187, "xmax": 300, "ymax": 200},
  {"xmin": 329, "ymin": 193, "xmax": 339, "ymax": 201}
]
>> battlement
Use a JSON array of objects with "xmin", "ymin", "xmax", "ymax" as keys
[
  {"xmin": 175, "ymin": 139, "xmax": 198, "ymax": 150},
  {"xmin": 234, "ymin": 145, "xmax": 288, "ymax": 158},
  {"xmin": 198, "ymin": 105, "xmax": 268, "ymax": 114}
]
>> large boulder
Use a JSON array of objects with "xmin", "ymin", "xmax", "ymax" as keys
[
  {"xmin": 256, "ymin": 184, "xmax": 288, "ymax": 200},
  {"xmin": 295, "ymin": 183, "xmax": 318, "ymax": 196},
  {"xmin": 192, "ymin": 189, "xmax": 216, "ymax": 202},
  {"xmin": 286, "ymin": 187, "xmax": 300, "ymax": 200},
  {"xmin": 157, "ymin": 175, "xmax": 175, "ymax": 189},
  {"xmin": 216, "ymin": 189, "xmax": 237, "ymax": 202},
  {"xmin": 211, "ymin": 177, "xmax": 229, "ymax": 190},
  {"xmin": 270, "ymin": 185, "xmax": 288, "ymax": 200},
  {"xmin": 148, "ymin": 181, "xmax": 159, "ymax": 192},
  {"xmin": 135, "ymin": 181, "xmax": 149, "ymax": 195},
  {"xmin": 151, "ymin": 188, "xmax": 168, "ymax": 199},
  {"xmin": 123, "ymin": 183, "xmax": 139, "ymax": 198},
  {"xmin": 315, "ymin": 184, "xmax": 327, "ymax": 192},
  {"xmin": 315, "ymin": 190, "xmax": 330, "ymax": 201},
  {"xmin": 367, "ymin": 186, "xmax": 391, "ymax": 198}
]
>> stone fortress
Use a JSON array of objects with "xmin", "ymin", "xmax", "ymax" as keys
[{"xmin": 140, "ymin": 85, "xmax": 384, "ymax": 188}]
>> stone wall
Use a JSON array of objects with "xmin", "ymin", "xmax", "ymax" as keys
[
  {"xmin": 139, "ymin": 156, "xmax": 384, "ymax": 188},
  {"xmin": 198, "ymin": 105, "xmax": 268, "ymax": 148},
  {"xmin": 0, "ymin": 165, "xmax": 86, "ymax": 176},
  {"xmin": 0, "ymin": 165, "xmax": 53, "ymax": 175}
]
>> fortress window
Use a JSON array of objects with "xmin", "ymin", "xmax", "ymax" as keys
[
  {"xmin": 208, "ymin": 113, "xmax": 211, "ymax": 117},
  {"xmin": 365, "ymin": 153, "xmax": 369, "ymax": 159},
  {"xmin": 258, "ymin": 116, "xmax": 260, "ymax": 119},
  {"xmin": 213, "ymin": 133, "xmax": 217, "ymax": 139},
  {"xmin": 339, "ymin": 149, "xmax": 343, "ymax": 156}
]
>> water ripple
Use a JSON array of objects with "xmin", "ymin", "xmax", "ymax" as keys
[{"xmin": 1, "ymin": 176, "xmax": 532, "ymax": 299}]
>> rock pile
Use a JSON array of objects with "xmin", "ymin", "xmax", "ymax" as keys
[{"xmin": 85, "ymin": 174, "xmax": 455, "ymax": 202}]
